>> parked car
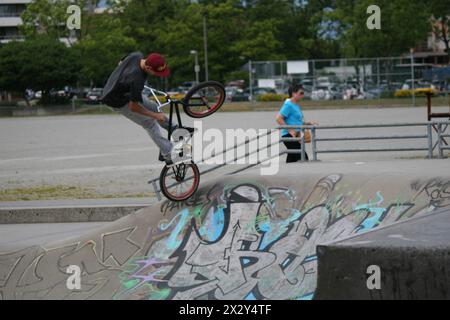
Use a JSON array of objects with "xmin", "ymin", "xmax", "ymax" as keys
[
  {"xmin": 364, "ymin": 85, "xmax": 387, "ymax": 99},
  {"xmin": 311, "ymin": 86, "xmax": 337, "ymax": 100},
  {"xmin": 301, "ymin": 79, "xmax": 314, "ymax": 87},
  {"xmin": 226, "ymin": 80, "xmax": 245, "ymax": 88},
  {"xmin": 316, "ymin": 76, "xmax": 332, "ymax": 87},
  {"xmin": 165, "ymin": 87, "xmax": 183, "ymax": 95},
  {"xmin": 229, "ymin": 88, "xmax": 250, "ymax": 102},
  {"xmin": 245, "ymin": 87, "xmax": 277, "ymax": 100},
  {"xmin": 69, "ymin": 87, "xmax": 83, "ymax": 99},
  {"xmin": 302, "ymin": 85, "xmax": 313, "ymax": 100},
  {"xmin": 225, "ymin": 86, "xmax": 239, "ymax": 101},
  {"xmin": 86, "ymin": 88, "xmax": 103, "ymax": 104},
  {"xmin": 402, "ymin": 79, "xmax": 422, "ymax": 90}
]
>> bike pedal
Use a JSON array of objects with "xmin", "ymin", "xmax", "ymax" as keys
[{"xmin": 165, "ymin": 160, "xmax": 192, "ymax": 168}]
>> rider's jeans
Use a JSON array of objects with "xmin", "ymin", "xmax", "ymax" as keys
[{"xmin": 115, "ymin": 93, "xmax": 174, "ymax": 158}]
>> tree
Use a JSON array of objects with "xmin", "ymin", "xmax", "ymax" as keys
[
  {"xmin": 143, "ymin": 0, "xmax": 248, "ymax": 86},
  {"xmin": 117, "ymin": 0, "xmax": 181, "ymax": 54},
  {"xmin": 231, "ymin": 19, "xmax": 285, "ymax": 61},
  {"xmin": 0, "ymin": 37, "xmax": 80, "ymax": 101},
  {"xmin": 74, "ymin": 13, "xmax": 137, "ymax": 87},
  {"xmin": 20, "ymin": 0, "xmax": 87, "ymax": 42},
  {"xmin": 329, "ymin": 0, "xmax": 430, "ymax": 58}
]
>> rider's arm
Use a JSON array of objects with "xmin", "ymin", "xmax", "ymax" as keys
[
  {"xmin": 276, "ymin": 113, "xmax": 298, "ymax": 137},
  {"xmin": 127, "ymin": 78, "xmax": 166, "ymax": 122},
  {"xmin": 304, "ymin": 120, "xmax": 319, "ymax": 125},
  {"xmin": 129, "ymin": 101, "xmax": 166, "ymax": 122}
]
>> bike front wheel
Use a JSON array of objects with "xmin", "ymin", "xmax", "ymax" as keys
[
  {"xmin": 182, "ymin": 81, "xmax": 226, "ymax": 118},
  {"xmin": 159, "ymin": 162, "xmax": 200, "ymax": 201}
]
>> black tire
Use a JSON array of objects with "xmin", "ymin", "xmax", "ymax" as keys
[
  {"xmin": 182, "ymin": 81, "xmax": 226, "ymax": 118},
  {"xmin": 159, "ymin": 162, "xmax": 200, "ymax": 201}
]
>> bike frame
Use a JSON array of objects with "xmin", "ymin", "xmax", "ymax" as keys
[
  {"xmin": 143, "ymin": 85, "xmax": 183, "ymax": 141},
  {"xmin": 146, "ymin": 80, "xmax": 225, "ymax": 201}
]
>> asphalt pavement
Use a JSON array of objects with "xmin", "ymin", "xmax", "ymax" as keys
[{"xmin": 1, "ymin": 107, "xmax": 448, "ymax": 199}]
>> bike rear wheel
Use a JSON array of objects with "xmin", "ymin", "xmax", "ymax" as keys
[
  {"xmin": 182, "ymin": 81, "xmax": 225, "ymax": 118},
  {"xmin": 159, "ymin": 162, "xmax": 200, "ymax": 201}
]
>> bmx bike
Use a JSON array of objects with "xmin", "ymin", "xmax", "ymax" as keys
[{"xmin": 144, "ymin": 81, "xmax": 226, "ymax": 202}]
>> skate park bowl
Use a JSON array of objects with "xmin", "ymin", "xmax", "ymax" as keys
[{"xmin": 1, "ymin": 160, "xmax": 450, "ymax": 300}]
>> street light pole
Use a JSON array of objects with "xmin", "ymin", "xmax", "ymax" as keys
[
  {"xmin": 203, "ymin": 13, "xmax": 209, "ymax": 82},
  {"xmin": 410, "ymin": 48, "xmax": 416, "ymax": 107},
  {"xmin": 249, "ymin": 59, "xmax": 253, "ymax": 102},
  {"xmin": 190, "ymin": 50, "xmax": 200, "ymax": 84}
]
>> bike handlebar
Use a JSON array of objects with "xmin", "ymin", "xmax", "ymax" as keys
[{"xmin": 144, "ymin": 85, "xmax": 174, "ymax": 111}]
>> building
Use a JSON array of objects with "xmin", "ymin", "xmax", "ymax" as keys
[
  {"xmin": 0, "ymin": 0, "xmax": 109, "ymax": 44},
  {"xmin": 405, "ymin": 19, "xmax": 450, "ymax": 67},
  {"xmin": 0, "ymin": 0, "xmax": 31, "ymax": 43}
]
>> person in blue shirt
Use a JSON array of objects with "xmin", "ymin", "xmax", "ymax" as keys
[{"xmin": 276, "ymin": 84, "xmax": 318, "ymax": 163}]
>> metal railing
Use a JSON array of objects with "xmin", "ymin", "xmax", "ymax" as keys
[
  {"xmin": 148, "ymin": 129, "xmax": 280, "ymax": 200},
  {"xmin": 148, "ymin": 121, "xmax": 449, "ymax": 201},
  {"xmin": 278, "ymin": 121, "xmax": 450, "ymax": 161}
]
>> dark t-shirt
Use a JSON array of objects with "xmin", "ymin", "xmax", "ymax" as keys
[{"xmin": 100, "ymin": 52, "xmax": 147, "ymax": 108}]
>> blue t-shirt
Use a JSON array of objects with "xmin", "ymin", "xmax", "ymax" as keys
[{"xmin": 278, "ymin": 99, "xmax": 304, "ymax": 136}]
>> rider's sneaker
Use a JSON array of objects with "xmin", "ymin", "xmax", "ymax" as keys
[
  {"xmin": 163, "ymin": 154, "xmax": 174, "ymax": 165},
  {"xmin": 180, "ymin": 126, "xmax": 198, "ymax": 136}
]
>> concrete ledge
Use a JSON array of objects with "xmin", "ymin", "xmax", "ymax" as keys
[
  {"xmin": 0, "ymin": 198, "xmax": 154, "ymax": 223},
  {"xmin": 0, "ymin": 206, "xmax": 146, "ymax": 224},
  {"xmin": 315, "ymin": 208, "xmax": 450, "ymax": 300}
]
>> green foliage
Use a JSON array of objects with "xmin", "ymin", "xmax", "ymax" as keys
[
  {"xmin": 74, "ymin": 13, "xmax": 137, "ymax": 86},
  {"xmin": 8, "ymin": 0, "xmax": 444, "ymax": 92},
  {"xmin": 329, "ymin": 0, "xmax": 430, "ymax": 58},
  {"xmin": 20, "ymin": 0, "xmax": 86, "ymax": 40},
  {"xmin": 257, "ymin": 93, "xmax": 288, "ymax": 102},
  {"xmin": 394, "ymin": 88, "xmax": 438, "ymax": 98},
  {"xmin": 0, "ymin": 37, "xmax": 80, "ymax": 95}
]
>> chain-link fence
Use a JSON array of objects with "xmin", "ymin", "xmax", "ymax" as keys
[{"xmin": 242, "ymin": 56, "xmax": 450, "ymax": 104}]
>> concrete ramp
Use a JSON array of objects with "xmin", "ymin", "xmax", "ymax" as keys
[
  {"xmin": 315, "ymin": 207, "xmax": 450, "ymax": 300},
  {"xmin": 1, "ymin": 161, "xmax": 450, "ymax": 300}
]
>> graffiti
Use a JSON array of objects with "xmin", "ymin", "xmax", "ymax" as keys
[
  {"xmin": 412, "ymin": 179, "xmax": 450, "ymax": 208},
  {"xmin": 1, "ymin": 175, "xmax": 449, "ymax": 300},
  {"xmin": 160, "ymin": 182, "xmax": 223, "ymax": 216},
  {"xmin": 0, "ymin": 234, "xmax": 140, "ymax": 299},
  {"xmin": 117, "ymin": 176, "xmax": 426, "ymax": 300},
  {"xmin": 102, "ymin": 228, "xmax": 141, "ymax": 265}
]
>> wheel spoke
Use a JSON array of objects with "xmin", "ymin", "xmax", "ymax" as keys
[
  {"xmin": 200, "ymin": 96, "xmax": 211, "ymax": 109},
  {"xmin": 183, "ymin": 82, "xmax": 224, "ymax": 118},
  {"xmin": 160, "ymin": 163, "xmax": 199, "ymax": 201}
]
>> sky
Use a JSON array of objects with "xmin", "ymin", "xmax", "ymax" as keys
[{"xmin": 97, "ymin": 0, "xmax": 107, "ymax": 8}]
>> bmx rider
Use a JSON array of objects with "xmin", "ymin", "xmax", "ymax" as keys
[{"xmin": 100, "ymin": 51, "xmax": 194, "ymax": 165}]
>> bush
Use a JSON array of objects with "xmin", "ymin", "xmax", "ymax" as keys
[
  {"xmin": 148, "ymin": 93, "xmax": 186, "ymax": 103},
  {"xmin": 394, "ymin": 89, "xmax": 411, "ymax": 98},
  {"xmin": 257, "ymin": 93, "xmax": 288, "ymax": 101},
  {"xmin": 414, "ymin": 88, "xmax": 438, "ymax": 97},
  {"xmin": 0, "ymin": 37, "xmax": 80, "ymax": 94},
  {"xmin": 394, "ymin": 88, "xmax": 438, "ymax": 98}
]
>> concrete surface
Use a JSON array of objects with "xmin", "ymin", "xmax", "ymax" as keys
[
  {"xmin": 0, "ymin": 198, "xmax": 153, "ymax": 223},
  {"xmin": 1, "ymin": 108, "xmax": 448, "ymax": 200},
  {"xmin": 1, "ymin": 159, "xmax": 449, "ymax": 223},
  {"xmin": 0, "ymin": 222, "xmax": 109, "ymax": 248},
  {"xmin": 315, "ymin": 207, "xmax": 450, "ymax": 300},
  {"xmin": 1, "ymin": 161, "xmax": 450, "ymax": 299}
]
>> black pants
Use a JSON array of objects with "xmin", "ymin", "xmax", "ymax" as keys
[{"xmin": 282, "ymin": 134, "xmax": 309, "ymax": 163}]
